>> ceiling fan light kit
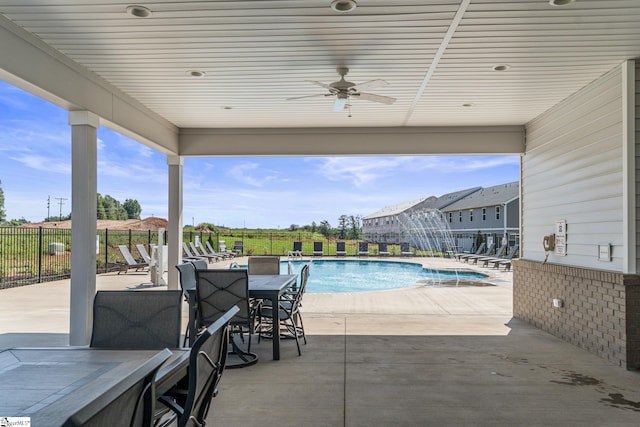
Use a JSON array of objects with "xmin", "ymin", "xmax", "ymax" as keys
[{"xmin": 286, "ymin": 67, "xmax": 396, "ymax": 115}]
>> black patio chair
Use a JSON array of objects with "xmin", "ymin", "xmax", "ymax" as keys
[
  {"xmin": 336, "ymin": 241, "xmax": 346, "ymax": 256},
  {"xmin": 258, "ymin": 263, "xmax": 310, "ymax": 356},
  {"xmin": 63, "ymin": 349, "xmax": 172, "ymax": 427},
  {"xmin": 358, "ymin": 242, "xmax": 369, "ymax": 257},
  {"xmin": 176, "ymin": 262, "xmax": 201, "ymax": 347},
  {"xmin": 248, "ymin": 256, "xmax": 280, "ymax": 275},
  {"xmin": 195, "ymin": 269, "xmax": 258, "ymax": 368},
  {"xmin": 157, "ymin": 306, "xmax": 238, "ymax": 427},
  {"xmin": 400, "ymin": 242, "xmax": 413, "ymax": 256},
  {"xmin": 90, "ymin": 290, "xmax": 182, "ymax": 350},
  {"xmin": 313, "ymin": 241, "xmax": 323, "ymax": 256},
  {"xmin": 378, "ymin": 243, "xmax": 390, "ymax": 256}
]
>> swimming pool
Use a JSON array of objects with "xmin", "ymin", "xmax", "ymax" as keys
[{"xmin": 280, "ymin": 259, "xmax": 488, "ymax": 294}]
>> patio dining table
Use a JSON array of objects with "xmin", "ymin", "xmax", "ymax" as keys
[
  {"xmin": 187, "ymin": 273, "xmax": 298, "ymax": 361},
  {"xmin": 0, "ymin": 346, "xmax": 190, "ymax": 426}
]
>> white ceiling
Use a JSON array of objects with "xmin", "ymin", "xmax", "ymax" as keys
[{"xmin": 1, "ymin": 0, "xmax": 640, "ymax": 131}]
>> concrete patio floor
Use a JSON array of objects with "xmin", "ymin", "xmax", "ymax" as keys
[{"xmin": 1, "ymin": 256, "xmax": 639, "ymax": 426}]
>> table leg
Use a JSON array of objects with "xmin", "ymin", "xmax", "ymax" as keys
[{"xmin": 270, "ymin": 294, "xmax": 281, "ymax": 360}]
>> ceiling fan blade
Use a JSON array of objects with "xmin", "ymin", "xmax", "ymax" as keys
[
  {"xmin": 286, "ymin": 93, "xmax": 331, "ymax": 101},
  {"xmin": 333, "ymin": 97, "xmax": 347, "ymax": 112},
  {"xmin": 351, "ymin": 79, "xmax": 389, "ymax": 91},
  {"xmin": 355, "ymin": 92, "xmax": 397, "ymax": 105},
  {"xmin": 305, "ymin": 80, "xmax": 335, "ymax": 91}
]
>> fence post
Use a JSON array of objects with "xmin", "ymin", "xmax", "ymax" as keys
[
  {"xmin": 128, "ymin": 229, "xmax": 132, "ymax": 250},
  {"xmin": 104, "ymin": 228, "xmax": 109, "ymax": 273},
  {"xmin": 37, "ymin": 226, "xmax": 43, "ymax": 283}
]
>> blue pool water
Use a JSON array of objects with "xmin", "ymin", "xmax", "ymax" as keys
[{"xmin": 280, "ymin": 259, "xmax": 488, "ymax": 294}]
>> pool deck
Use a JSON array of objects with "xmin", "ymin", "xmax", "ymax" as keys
[{"xmin": 1, "ymin": 256, "xmax": 639, "ymax": 426}]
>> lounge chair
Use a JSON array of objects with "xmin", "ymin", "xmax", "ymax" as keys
[
  {"xmin": 288, "ymin": 241, "xmax": 303, "ymax": 259},
  {"xmin": 135, "ymin": 243, "xmax": 152, "ymax": 264},
  {"xmin": 182, "ymin": 242, "xmax": 205, "ymax": 261},
  {"xmin": 313, "ymin": 241, "xmax": 323, "ymax": 256},
  {"xmin": 190, "ymin": 241, "xmax": 221, "ymax": 262},
  {"xmin": 117, "ymin": 245, "xmax": 148, "ymax": 274},
  {"xmin": 456, "ymin": 242, "xmax": 486, "ymax": 262},
  {"xmin": 483, "ymin": 245, "xmax": 519, "ymax": 270},
  {"xmin": 205, "ymin": 241, "xmax": 235, "ymax": 259},
  {"xmin": 378, "ymin": 243, "xmax": 390, "ymax": 256},
  {"xmin": 463, "ymin": 242, "xmax": 495, "ymax": 264},
  {"xmin": 336, "ymin": 241, "xmax": 346, "ymax": 256},
  {"xmin": 475, "ymin": 242, "xmax": 508, "ymax": 265},
  {"xmin": 400, "ymin": 243, "xmax": 413, "ymax": 257},
  {"xmin": 358, "ymin": 242, "xmax": 369, "ymax": 257}
]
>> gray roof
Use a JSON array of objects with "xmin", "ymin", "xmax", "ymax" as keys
[
  {"xmin": 441, "ymin": 182, "xmax": 519, "ymax": 211},
  {"xmin": 363, "ymin": 182, "xmax": 519, "ymax": 219},
  {"xmin": 434, "ymin": 187, "xmax": 482, "ymax": 210},
  {"xmin": 364, "ymin": 196, "xmax": 436, "ymax": 219}
]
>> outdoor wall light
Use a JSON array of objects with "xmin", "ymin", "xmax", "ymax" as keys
[{"xmin": 552, "ymin": 298, "xmax": 564, "ymax": 309}]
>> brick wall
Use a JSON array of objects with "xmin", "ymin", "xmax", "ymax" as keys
[{"xmin": 513, "ymin": 259, "xmax": 640, "ymax": 370}]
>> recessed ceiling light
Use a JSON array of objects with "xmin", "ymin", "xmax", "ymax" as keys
[
  {"xmin": 492, "ymin": 64, "xmax": 511, "ymax": 72},
  {"xmin": 187, "ymin": 70, "xmax": 206, "ymax": 77},
  {"xmin": 549, "ymin": 0, "xmax": 575, "ymax": 6},
  {"xmin": 126, "ymin": 5, "xmax": 152, "ymax": 18},
  {"xmin": 330, "ymin": 0, "xmax": 357, "ymax": 13},
  {"xmin": 462, "ymin": 103, "xmax": 474, "ymax": 107}
]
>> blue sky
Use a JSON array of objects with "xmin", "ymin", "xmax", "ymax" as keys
[{"xmin": 0, "ymin": 80, "xmax": 520, "ymax": 229}]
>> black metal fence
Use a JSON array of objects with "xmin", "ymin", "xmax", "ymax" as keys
[{"xmin": 0, "ymin": 226, "xmax": 519, "ymax": 289}]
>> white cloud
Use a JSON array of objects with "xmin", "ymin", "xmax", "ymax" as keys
[
  {"xmin": 312, "ymin": 157, "xmax": 414, "ymax": 186},
  {"xmin": 226, "ymin": 161, "xmax": 283, "ymax": 187},
  {"xmin": 10, "ymin": 154, "xmax": 71, "ymax": 174}
]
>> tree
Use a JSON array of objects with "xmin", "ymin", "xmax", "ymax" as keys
[
  {"xmin": 347, "ymin": 215, "xmax": 362, "ymax": 240},
  {"xmin": 0, "ymin": 179, "xmax": 5, "ymax": 223},
  {"xmin": 318, "ymin": 220, "xmax": 332, "ymax": 238},
  {"xmin": 337, "ymin": 215, "xmax": 349, "ymax": 239},
  {"xmin": 123, "ymin": 199, "xmax": 141, "ymax": 219},
  {"xmin": 96, "ymin": 194, "xmax": 107, "ymax": 219}
]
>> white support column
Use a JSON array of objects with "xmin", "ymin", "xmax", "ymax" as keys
[
  {"xmin": 622, "ymin": 60, "xmax": 636, "ymax": 274},
  {"xmin": 68, "ymin": 110, "xmax": 100, "ymax": 345},
  {"xmin": 167, "ymin": 155, "xmax": 183, "ymax": 290}
]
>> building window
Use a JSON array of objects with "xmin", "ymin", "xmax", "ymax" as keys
[
  {"xmin": 458, "ymin": 212, "xmax": 462, "ymax": 222},
  {"xmin": 496, "ymin": 206, "xmax": 501, "ymax": 220},
  {"xmin": 448, "ymin": 212, "xmax": 452, "ymax": 223},
  {"xmin": 482, "ymin": 208, "xmax": 486, "ymax": 221},
  {"xmin": 469, "ymin": 209, "xmax": 473, "ymax": 222}
]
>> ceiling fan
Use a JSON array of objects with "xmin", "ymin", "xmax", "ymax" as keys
[{"xmin": 286, "ymin": 67, "xmax": 396, "ymax": 112}]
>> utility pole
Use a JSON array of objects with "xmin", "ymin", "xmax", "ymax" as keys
[
  {"xmin": 55, "ymin": 197, "xmax": 68, "ymax": 220},
  {"xmin": 47, "ymin": 196, "xmax": 50, "ymax": 221}
]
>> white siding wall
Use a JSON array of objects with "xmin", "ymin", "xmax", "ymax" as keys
[
  {"xmin": 635, "ymin": 62, "xmax": 640, "ymax": 272},
  {"xmin": 523, "ymin": 65, "xmax": 624, "ymax": 271}
]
